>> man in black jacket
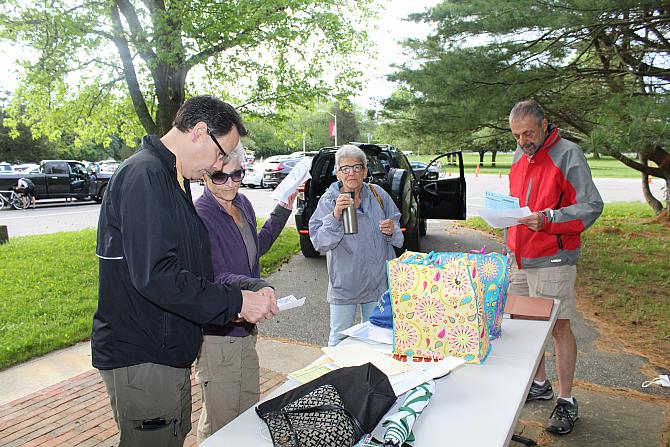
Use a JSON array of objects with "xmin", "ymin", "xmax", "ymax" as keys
[{"xmin": 92, "ymin": 95, "xmax": 278, "ymax": 446}]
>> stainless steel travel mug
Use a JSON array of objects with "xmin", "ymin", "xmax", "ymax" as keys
[{"xmin": 342, "ymin": 191, "xmax": 358, "ymax": 234}]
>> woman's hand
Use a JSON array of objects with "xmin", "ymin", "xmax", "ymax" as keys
[
  {"xmin": 333, "ymin": 193, "xmax": 354, "ymax": 220},
  {"xmin": 379, "ymin": 218, "xmax": 394, "ymax": 236}
]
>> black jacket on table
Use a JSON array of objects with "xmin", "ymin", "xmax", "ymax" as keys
[{"xmin": 92, "ymin": 135, "xmax": 243, "ymax": 370}]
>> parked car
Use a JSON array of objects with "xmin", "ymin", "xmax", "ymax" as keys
[
  {"xmin": 290, "ymin": 151, "xmax": 319, "ymax": 159},
  {"xmin": 98, "ymin": 159, "xmax": 119, "ymax": 173},
  {"xmin": 409, "ymin": 161, "xmax": 440, "ymax": 180},
  {"xmin": 12, "ymin": 163, "xmax": 40, "ymax": 174},
  {"xmin": 241, "ymin": 164, "xmax": 265, "ymax": 188},
  {"xmin": 0, "ymin": 160, "xmax": 111, "ymax": 203},
  {"xmin": 294, "ymin": 144, "xmax": 466, "ymax": 257},
  {"xmin": 262, "ymin": 156, "xmax": 302, "ymax": 189}
]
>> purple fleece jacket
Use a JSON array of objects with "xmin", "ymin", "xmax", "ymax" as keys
[{"xmin": 195, "ymin": 187, "xmax": 291, "ymax": 336}]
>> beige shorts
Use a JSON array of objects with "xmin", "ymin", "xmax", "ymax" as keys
[
  {"xmin": 194, "ymin": 334, "xmax": 260, "ymax": 443},
  {"xmin": 508, "ymin": 257, "xmax": 577, "ymax": 319}
]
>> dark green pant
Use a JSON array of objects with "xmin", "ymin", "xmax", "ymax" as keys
[{"xmin": 100, "ymin": 363, "xmax": 191, "ymax": 447}]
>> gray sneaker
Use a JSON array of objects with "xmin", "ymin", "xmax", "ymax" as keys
[
  {"xmin": 546, "ymin": 397, "xmax": 579, "ymax": 435},
  {"xmin": 526, "ymin": 380, "xmax": 554, "ymax": 401}
]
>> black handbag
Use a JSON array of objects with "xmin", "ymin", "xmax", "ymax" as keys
[{"xmin": 256, "ymin": 363, "xmax": 397, "ymax": 447}]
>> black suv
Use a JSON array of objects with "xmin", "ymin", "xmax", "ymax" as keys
[{"xmin": 294, "ymin": 143, "xmax": 467, "ymax": 257}]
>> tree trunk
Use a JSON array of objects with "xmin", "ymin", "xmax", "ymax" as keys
[
  {"xmin": 491, "ymin": 150, "xmax": 497, "ymax": 167},
  {"xmin": 478, "ymin": 150, "xmax": 485, "ymax": 165},
  {"xmin": 154, "ymin": 64, "xmax": 187, "ymax": 137},
  {"xmin": 641, "ymin": 173, "xmax": 663, "ymax": 215}
]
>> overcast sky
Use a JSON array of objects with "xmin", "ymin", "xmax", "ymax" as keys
[
  {"xmin": 354, "ymin": 0, "xmax": 438, "ymax": 108},
  {"xmin": 0, "ymin": 1, "xmax": 439, "ymax": 108}
]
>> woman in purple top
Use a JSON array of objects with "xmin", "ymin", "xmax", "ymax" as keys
[{"xmin": 194, "ymin": 146, "xmax": 297, "ymax": 442}]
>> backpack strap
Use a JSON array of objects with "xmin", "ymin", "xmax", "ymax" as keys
[{"xmin": 368, "ymin": 183, "xmax": 385, "ymax": 213}]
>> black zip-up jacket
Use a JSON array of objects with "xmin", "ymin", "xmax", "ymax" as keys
[{"xmin": 92, "ymin": 135, "xmax": 243, "ymax": 369}]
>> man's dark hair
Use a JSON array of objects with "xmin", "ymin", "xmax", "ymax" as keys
[
  {"xmin": 509, "ymin": 99, "xmax": 545, "ymax": 127},
  {"xmin": 173, "ymin": 95, "xmax": 248, "ymax": 137}
]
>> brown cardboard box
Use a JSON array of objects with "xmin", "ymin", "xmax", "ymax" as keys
[{"xmin": 504, "ymin": 295, "xmax": 554, "ymax": 321}]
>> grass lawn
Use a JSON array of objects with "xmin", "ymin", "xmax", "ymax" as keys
[
  {"xmin": 412, "ymin": 153, "xmax": 651, "ymax": 179},
  {"xmin": 0, "ymin": 222, "xmax": 299, "ymax": 371},
  {"xmin": 456, "ymin": 202, "xmax": 670, "ymax": 369}
]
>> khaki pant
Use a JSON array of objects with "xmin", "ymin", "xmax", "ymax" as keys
[
  {"xmin": 99, "ymin": 363, "xmax": 191, "ymax": 447},
  {"xmin": 509, "ymin": 257, "xmax": 577, "ymax": 319},
  {"xmin": 194, "ymin": 334, "xmax": 260, "ymax": 443}
]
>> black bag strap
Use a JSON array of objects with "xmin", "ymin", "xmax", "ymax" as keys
[{"xmin": 277, "ymin": 403, "xmax": 366, "ymax": 445}]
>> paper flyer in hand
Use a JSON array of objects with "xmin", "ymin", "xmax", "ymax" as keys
[
  {"xmin": 277, "ymin": 295, "xmax": 306, "ymax": 312},
  {"xmin": 271, "ymin": 157, "xmax": 312, "ymax": 204},
  {"xmin": 476, "ymin": 206, "xmax": 532, "ymax": 228},
  {"xmin": 477, "ymin": 190, "xmax": 531, "ymax": 228}
]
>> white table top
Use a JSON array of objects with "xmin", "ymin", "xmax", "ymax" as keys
[{"xmin": 202, "ymin": 303, "xmax": 558, "ymax": 447}]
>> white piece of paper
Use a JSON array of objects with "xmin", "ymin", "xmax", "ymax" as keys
[
  {"xmin": 322, "ymin": 344, "xmax": 409, "ymax": 376},
  {"xmin": 271, "ymin": 158, "xmax": 312, "ymax": 204},
  {"xmin": 476, "ymin": 206, "xmax": 532, "ymax": 228},
  {"xmin": 388, "ymin": 356, "xmax": 465, "ymax": 396},
  {"xmin": 276, "ymin": 294, "xmax": 306, "ymax": 312},
  {"xmin": 339, "ymin": 321, "xmax": 393, "ymax": 345}
]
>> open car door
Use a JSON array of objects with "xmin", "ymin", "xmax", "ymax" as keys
[{"xmin": 418, "ymin": 151, "xmax": 466, "ymax": 220}]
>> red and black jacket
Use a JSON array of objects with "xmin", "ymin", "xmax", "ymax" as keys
[{"xmin": 507, "ymin": 125, "xmax": 603, "ymax": 269}]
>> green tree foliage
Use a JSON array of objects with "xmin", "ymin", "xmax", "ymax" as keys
[
  {"xmin": 244, "ymin": 101, "xmax": 373, "ymax": 157},
  {"xmin": 331, "ymin": 100, "xmax": 361, "ymax": 144},
  {"xmin": 384, "ymin": 0, "xmax": 670, "ymax": 215},
  {"xmin": 0, "ymin": 0, "xmax": 374, "ymax": 148},
  {"xmin": 0, "ymin": 109, "xmax": 53, "ymax": 163}
]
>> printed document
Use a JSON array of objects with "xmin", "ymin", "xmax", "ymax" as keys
[
  {"xmin": 271, "ymin": 157, "xmax": 312, "ymax": 203},
  {"xmin": 322, "ymin": 344, "xmax": 410, "ymax": 376},
  {"xmin": 339, "ymin": 321, "xmax": 393, "ymax": 345},
  {"xmin": 484, "ymin": 191, "xmax": 520, "ymax": 210}
]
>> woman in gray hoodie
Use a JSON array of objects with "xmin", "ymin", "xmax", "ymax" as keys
[{"xmin": 309, "ymin": 145, "xmax": 403, "ymax": 346}]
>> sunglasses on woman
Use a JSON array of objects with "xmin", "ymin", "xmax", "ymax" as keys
[{"xmin": 207, "ymin": 169, "xmax": 245, "ymax": 185}]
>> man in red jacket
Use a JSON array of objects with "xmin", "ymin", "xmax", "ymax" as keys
[{"xmin": 507, "ymin": 100, "xmax": 603, "ymax": 435}]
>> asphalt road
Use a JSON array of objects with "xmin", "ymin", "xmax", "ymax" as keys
[{"xmin": 0, "ymin": 174, "xmax": 663, "ymax": 237}]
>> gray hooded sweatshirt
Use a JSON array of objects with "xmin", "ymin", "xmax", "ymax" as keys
[{"xmin": 309, "ymin": 181, "xmax": 403, "ymax": 305}]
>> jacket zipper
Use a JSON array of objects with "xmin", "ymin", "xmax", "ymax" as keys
[{"xmin": 524, "ymin": 177, "xmax": 532, "ymax": 207}]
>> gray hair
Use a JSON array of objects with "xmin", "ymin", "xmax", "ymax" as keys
[
  {"xmin": 335, "ymin": 144, "xmax": 367, "ymax": 168},
  {"xmin": 509, "ymin": 100, "xmax": 545, "ymax": 127},
  {"xmin": 220, "ymin": 143, "xmax": 246, "ymax": 169}
]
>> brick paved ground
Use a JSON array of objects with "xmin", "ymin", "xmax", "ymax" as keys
[{"xmin": 0, "ymin": 368, "xmax": 287, "ymax": 447}]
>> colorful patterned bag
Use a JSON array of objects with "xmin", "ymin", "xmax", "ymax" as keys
[
  {"xmin": 387, "ymin": 251, "xmax": 491, "ymax": 363},
  {"xmin": 430, "ymin": 251, "xmax": 511, "ymax": 340}
]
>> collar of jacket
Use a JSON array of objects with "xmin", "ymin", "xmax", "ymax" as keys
[
  {"xmin": 142, "ymin": 135, "xmax": 177, "ymax": 174},
  {"xmin": 328, "ymin": 180, "xmax": 373, "ymax": 210},
  {"xmin": 142, "ymin": 134, "xmax": 194, "ymax": 198},
  {"xmin": 201, "ymin": 186, "xmax": 255, "ymax": 230},
  {"xmin": 202, "ymin": 184, "xmax": 245, "ymax": 213},
  {"xmin": 535, "ymin": 123, "xmax": 561, "ymax": 157}
]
